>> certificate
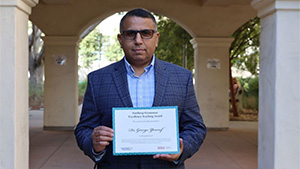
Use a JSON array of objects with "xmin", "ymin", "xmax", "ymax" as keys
[{"xmin": 112, "ymin": 106, "xmax": 179, "ymax": 156}]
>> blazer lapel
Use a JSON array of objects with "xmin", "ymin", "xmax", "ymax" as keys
[
  {"xmin": 153, "ymin": 59, "xmax": 169, "ymax": 106},
  {"xmin": 112, "ymin": 59, "xmax": 133, "ymax": 107}
]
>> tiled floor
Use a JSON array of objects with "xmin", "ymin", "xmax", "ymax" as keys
[{"xmin": 29, "ymin": 110, "xmax": 257, "ymax": 169}]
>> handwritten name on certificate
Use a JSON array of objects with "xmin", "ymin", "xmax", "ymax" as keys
[{"xmin": 112, "ymin": 106, "xmax": 180, "ymax": 156}]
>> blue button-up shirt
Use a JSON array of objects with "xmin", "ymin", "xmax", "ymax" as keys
[{"xmin": 124, "ymin": 55, "xmax": 155, "ymax": 107}]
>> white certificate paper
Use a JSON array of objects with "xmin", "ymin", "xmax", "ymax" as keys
[{"xmin": 113, "ymin": 106, "xmax": 179, "ymax": 156}]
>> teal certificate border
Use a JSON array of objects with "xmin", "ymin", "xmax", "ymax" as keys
[{"xmin": 112, "ymin": 106, "xmax": 180, "ymax": 156}]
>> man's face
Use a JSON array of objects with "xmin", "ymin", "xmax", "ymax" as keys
[{"xmin": 118, "ymin": 16, "xmax": 159, "ymax": 67}]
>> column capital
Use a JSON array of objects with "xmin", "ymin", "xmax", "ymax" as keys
[
  {"xmin": 0, "ymin": 0, "xmax": 39, "ymax": 15},
  {"xmin": 190, "ymin": 37, "xmax": 234, "ymax": 49},
  {"xmin": 43, "ymin": 36, "xmax": 80, "ymax": 46},
  {"xmin": 251, "ymin": 0, "xmax": 300, "ymax": 18}
]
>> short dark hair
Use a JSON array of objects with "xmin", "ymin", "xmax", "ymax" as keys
[{"xmin": 120, "ymin": 8, "xmax": 157, "ymax": 32}]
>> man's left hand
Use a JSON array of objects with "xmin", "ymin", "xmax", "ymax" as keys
[{"xmin": 153, "ymin": 138, "xmax": 184, "ymax": 162}]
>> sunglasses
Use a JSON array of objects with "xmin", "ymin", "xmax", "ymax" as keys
[{"xmin": 121, "ymin": 29, "xmax": 157, "ymax": 40}]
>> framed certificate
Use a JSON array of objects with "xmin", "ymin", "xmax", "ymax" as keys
[{"xmin": 112, "ymin": 106, "xmax": 179, "ymax": 156}]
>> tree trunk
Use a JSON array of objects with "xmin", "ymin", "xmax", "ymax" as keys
[
  {"xmin": 28, "ymin": 24, "xmax": 44, "ymax": 89},
  {"xmin": 29, "ymin": 58, "xmax": 44, "ymax": 89},
  {"xmin": 229, "ymin": 59, "xmax": 239, "ymax": 117},
  {"xmin": 28, "ymin": 23, "xmax": 45, "ymax": 109}
]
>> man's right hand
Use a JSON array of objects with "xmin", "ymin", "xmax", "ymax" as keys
[{"xmin": 92, "ymin": 126, "xmax": 114, "ymax": 153}]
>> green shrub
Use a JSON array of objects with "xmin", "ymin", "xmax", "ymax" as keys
[
  {"xmin": 238, "ymin": 76, "xmax": 259, "ymax": 111},
  {"xmin": 242, "ymin": 96, "xmax": 258, "ymax": 110},
  {"xmin": 78, "ymin": 80, "xmax": 87, "ymax": 99}
]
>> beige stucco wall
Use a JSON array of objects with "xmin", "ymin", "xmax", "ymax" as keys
[
  {"xmin": 43, "ymin": 36, "xmax": 79, "ymax": 129},
  {"xmin": 191, "ymin": 37, "xmax": 234, "ymax": 129},
  {"xmin": 0, "ymin": 1, "xmax": 38, "ymax": 168},
  {"xmin": 252, "ymin": 0, "xmax": 300, "ymax": 168}
]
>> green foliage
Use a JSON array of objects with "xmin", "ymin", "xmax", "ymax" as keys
[
  {"xmin": 78, "ymin": 80, "xmax": 88, "ymax": 98},
  {"xmin": 230, "ymin": 17, "xmax": 260, "ymax": 76},
  {"xmin": 155, "ymin": 16, "xmax": 194, "ymax": 70},
  {"xmin": 242, "ymin": 96, "xmax": 258, "ymax": 110},
  {"xmin": 238, "ymin": 76, "xmax": 259, "ymax": 110},
  {"xmin": 104, "ymin": 35, "xmax": 124, "ymax": 62},
  {"xmin": 79, "ymin": 29, "xmax": 108, "ymax": 67},
  {"xmin": 78, "ymin": 80, "xmax": 88, "ymax": 104}
]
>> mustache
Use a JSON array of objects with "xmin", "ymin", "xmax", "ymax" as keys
[{"xmin": 132, "ymin": 47, "xmax": 146, "ymax": 50}]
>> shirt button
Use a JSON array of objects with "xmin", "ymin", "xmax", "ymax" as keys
[{"xmin": 139, "ymin": 96, "xmax": 143, "ymax": 99}]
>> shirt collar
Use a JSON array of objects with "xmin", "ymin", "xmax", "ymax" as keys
[{"xmin": 124, "ymin": 55, "xmax": 155, "ymax": 76}]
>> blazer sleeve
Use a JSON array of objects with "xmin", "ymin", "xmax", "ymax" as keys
[
  {"xmin": 74, "ymin": 73, "xmax": 102, "ymax": 162},
  {"xmin": 177, "ymin": 71, "xmax": 207, "ymax": 165}
]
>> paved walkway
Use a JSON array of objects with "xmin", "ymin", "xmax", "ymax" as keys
[{"xmin": 29, "ymin": 110, "xmax": 257, "ymax": 169}]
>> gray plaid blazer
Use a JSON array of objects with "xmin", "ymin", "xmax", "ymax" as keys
[{"xmin": 75, "ymin": 58, "xmax": 206, "ymax": 169}]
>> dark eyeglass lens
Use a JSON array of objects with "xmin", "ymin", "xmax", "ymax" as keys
[
  {"xmin": 123, "ymin": 30, "xmax": 155, "ymax": 39},
  {"xmin": 124, "ymin": 31, "xmax": 136, "ymax": 39},
  {"xmin": 140, "ymin": 30, "xmax": 153, "ymax": 38}
]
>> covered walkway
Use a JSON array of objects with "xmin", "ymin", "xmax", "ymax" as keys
[
  {"xmin": 2, "ymin": 1, "xmax": 299, "ymax": 168},
  {"xmin": 29, "ymin": 110, "xmax": 257, "ymax": 169}
]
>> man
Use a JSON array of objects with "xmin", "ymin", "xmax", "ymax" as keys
[{"xmin": 75, "ymin": 8, "xmax": 206, "ymax": 169}]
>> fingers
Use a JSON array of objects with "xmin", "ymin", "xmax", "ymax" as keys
[
  {"xmin": 153, "ymin": 154, "xmax": 178, "ymax": 162},
  {"xmin": 93, "ymin": 126, "xmax": 114, "ymax": 140},
  {"xmin": 153, "ymin": 138, "xmax": 184, "ymax": 162},
  {"xmin": 94, "ymin": 135, "xmax": 113, "ymax": 143},
  {"xmin": 93, "ymin": 126, "xmax": 114, "ymax": 137},
  {"xmin": 179, "ymin": 138, "xmax": 184, "ymax": 153},
  {"xmin": 92, "ymin": 126, "xmax": 114, "ymax": 152}
]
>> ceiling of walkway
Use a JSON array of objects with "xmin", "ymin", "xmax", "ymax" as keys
[
  {"xmin": 30, "ymin": 0, "xmax": 256, "ymax": 38},
  {"xmin": 41, "ymin": 0, "xmax": 253, "ymax": 6}
]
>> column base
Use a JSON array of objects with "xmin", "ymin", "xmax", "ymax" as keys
[
  {"xmin": 207, "ymin": 127, "xmax": 229, "ymax": 131},
  {"xmin": 44, "ymin": 126, "xmax": 75, "ymax": 131}
]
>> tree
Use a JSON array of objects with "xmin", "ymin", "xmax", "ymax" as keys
[
  {"xmin": 28, "ymin": 22, "xmax": 45, "ymax": 89},
  {"xmin": 104, "ymin": 35, "xmax": 124, "ymax": 62},
  {"xmin": 155, "ymin": 16, "xmax": 194, "ymax": 70},
  {"xmin": 230, "ymin": 17, "xmax": 260, "ymax": 75},
  {"xmin": 28, "ymin": 22, "xmax": 45, "ymax": 108},
  {"xmin": 79, "ymin": 28, "xmax": 108, "ymax": 68},
  {"xmin": 229, "ymin": 17, "xmax": 260, "ymax": 116}
]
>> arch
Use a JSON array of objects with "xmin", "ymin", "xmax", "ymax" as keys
[{"xmin": 78, "ymin": 7, "xmax": 196, "ymax": 41}]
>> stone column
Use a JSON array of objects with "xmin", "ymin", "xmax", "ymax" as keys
[
  {"xmin": 43, "ymin": 36, "xmax": 79, "ymax": 130},
  {"xmin": 190, "ymin": 37, "xmax": 233, "ymax": 129},
  {"xmin": 251, "ymin": 0, "xmax": 300, "ymax": 168},
  {"xmin": 0, "ymin": 0, "xmax": 38, "ymax": 168}
]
